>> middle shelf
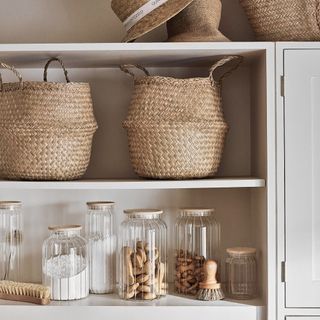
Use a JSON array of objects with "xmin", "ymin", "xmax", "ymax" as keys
[{"xmin": 0, "ymin": 178, "xmax": 265, "ymax": 190}]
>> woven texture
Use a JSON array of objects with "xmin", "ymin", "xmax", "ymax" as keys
[
  {"xmin": 121, "ymin": 57, "xmax": 242, "ymax": 180},
  {"xmin": 111, "ymin": 0, "xmax": 194, "ymax": 42},
  {"xmin": 167, "ymin": 0, "xmax": 229, "ymax": 42},
  {"xmin": 239, "ymin": 0, "xmax": 320, "ymax": 41},
  {"xmin": 123, "ymin": 122, "xmax": 227, "ymax": 179},
  {"xmin": 0, "ymin": 58, "xmax": 98, "ymax": 181}
]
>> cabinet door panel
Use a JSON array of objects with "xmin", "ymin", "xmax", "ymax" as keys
[
  {"xmin": 286, "ymin": 318, "xmax": 320, "ymax": 320},
  {"xmin": 285, "ymin": 50, "xmax": 320, "ymax": 307}
]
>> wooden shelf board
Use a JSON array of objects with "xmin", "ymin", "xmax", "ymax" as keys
[
  {"xmin": 0, "ymin": 42, "xmax": 273, "ymax": 68},
  {"xmin": 0, "ymin": 294, "xmax": 263, "ymax": 320},
  {"xmin": 0, "ymin": 178, "xmax": 265, "ymax": 190}
]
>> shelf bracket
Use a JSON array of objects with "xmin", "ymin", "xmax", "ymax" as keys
[{"xmin": 281, "ymin": 261, "xmax": 286, "ymax": 283}]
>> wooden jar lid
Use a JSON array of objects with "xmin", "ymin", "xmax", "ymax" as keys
[
  {"xmin": 227, "ymin": 247, "xmax": 257, "ymax": 255},
  {"xmin": 87, "ymin": 201, "xmax": 115, "ymax": 210},
  {"xmin": 124, "ymin": 209, "xmax": 163, "ymax": 218},
  {"xmin": 48, "ymin": 225, "xmax": 82, "ymax": 232},
  {"xmin": 0, "ymin": 201, "xmax": 22, "ymax": 210}
]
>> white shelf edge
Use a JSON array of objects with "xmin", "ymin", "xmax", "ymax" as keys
[
  {"xmin": 0, "ymin": 294, "xmax": 263, "ymax": 307},
  {"xmin": 0, "ymin": 295, "xmax": 263, "ymax": 320},
  {"xmin": 0, "ymin": 178, "xmax": 265, "ymax": 190},
  {"xmin": 0, "ymin": 42, "xmax": 274, "ymax": 52}
]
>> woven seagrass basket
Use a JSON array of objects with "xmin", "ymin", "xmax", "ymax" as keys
[
  {"xmin": 239, "ymin": 0, "xmax": 320, "ymax": 41},
  {"xmin": 121, "ymin": 56, "xmax": 242, "ymax": 179},
  {"xmin": 0, "ymin": 58, "xmax": 98, "ymax": 180}
]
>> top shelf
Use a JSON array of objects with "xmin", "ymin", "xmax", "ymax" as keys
[{"xmin": 0, "ymin": 42, "xmax": 273, "ymax": 68}]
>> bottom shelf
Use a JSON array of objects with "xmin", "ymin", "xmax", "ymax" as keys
[{"xmin": 0, "ymin": 294, "xmax": 263, "ymax": 320}]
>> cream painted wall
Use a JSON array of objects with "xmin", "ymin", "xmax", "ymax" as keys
[{"xmin": 0, "ymin": 0, "xmax": 254, "ymax": 43}]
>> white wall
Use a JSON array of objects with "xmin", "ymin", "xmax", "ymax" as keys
[{"xmin": 0, "ymin": 0, "xmax": 254, "ymax": 43}]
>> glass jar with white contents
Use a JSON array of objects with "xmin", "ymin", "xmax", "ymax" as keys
[
  {"xmin": 42, "ymin": 225, "xmax": 89, "ymax": 301},
  {"xmin": 86, "ymin": 201, "xmax": 115, "ymax": 294},
  {"xmin": 118, "ymin": 209, "xmax": 167, "ymax": 301}
]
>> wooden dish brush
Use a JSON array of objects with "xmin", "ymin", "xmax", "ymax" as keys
[
  {"xmin": 0, "ymin": 280, "xmax": 51, "ymax": 305},
  {"xmin": 197, "ymin": 260, "xmax": 224, "ymax": 301}
]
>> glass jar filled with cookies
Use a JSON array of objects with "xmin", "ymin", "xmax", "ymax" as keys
[
  {"xmin": 118, "ymin": 209, "xmax": 167, "ymax": 301},
  {"xmin": 174, "ymin": 208, "xmax": 220, "ymax": 296}
]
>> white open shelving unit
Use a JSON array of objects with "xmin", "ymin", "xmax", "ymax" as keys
[{"xmin": 0, "ymin": 42, "xmax": 275, "ymax": 320}]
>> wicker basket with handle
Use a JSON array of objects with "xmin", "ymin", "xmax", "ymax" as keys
[
  {"xmin": 0, "ymin": 58, "xmax": 98, "ymax": 181},
  {"xmin": 239, "ymin": 0, "xmax": 320, "ymax": 41},
  {"xmin": 121, "ymin": 56, "xmax": 242, "ymax": 179}
]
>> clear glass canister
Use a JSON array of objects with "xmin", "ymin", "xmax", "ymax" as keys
[
  {"xmin": 225, "ymin": 247, "xmax": 257, "ymax": 299},
  {"xmin": 118, "ymin": 209, "xmax": 167, "ymax": 301},
  {"xmin": 175, "ymin": 208, "xmax": 220, "ymax": 296},
  {"xmin": 0, "ymin": 201, "xmax": 22, "ymax": 281},
  {"xmin": 86, "ymin": 201, "xmax": 115, "ymax": 294},
  {"xmin": 42, "ymin": 225, "xmax": 89, "ymax": 301}
]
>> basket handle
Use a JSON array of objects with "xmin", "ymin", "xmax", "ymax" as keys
[
  {"xmin": 209, "ymin": 56, "xmax": 243, "ymax": 86},
  {"xmin": 0, "ymin": 62, "xmax": 23, "ymax": 92},
  {"xmin": 120, "ymin": 64, "xmax": 150, "ymax": 78},
  {"xmin": 43, "ymin": 58, "xmax": 70, "ymax": 83}
]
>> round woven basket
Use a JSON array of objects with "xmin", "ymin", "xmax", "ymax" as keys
[
  {"xmin": 0, "ymin": 58, "xmax": 98, "ymax": 181},
  {"xmin": 121, "ymin": 56, "xmax": 242, "ymax": 179},
  {"xmin": 239, "ymin": 0, "xmax": 320, "ymax": 41},
  {"xmin": 123, "ymin": 122, "xmax": 227, "ymax": 179}
]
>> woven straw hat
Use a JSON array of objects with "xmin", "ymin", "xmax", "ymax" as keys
[
  {"xmin": 111, "ymin": 0, "xmax": 194, "ymax": 42},
  {"xmin": 167, "ymin": 0, "xmax": 229, "ymax": 42}
]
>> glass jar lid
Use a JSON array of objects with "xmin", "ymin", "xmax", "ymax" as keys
[
  {"xmin": 87, "ymin": 201, "xmax": 115, "ymax": 210},
  {"xmin": 179, "ymin": 208, "xmax": 214, "ymax": 217},
  {"xmin": 48, "ymin": 225, "xmax": 82, "ymax": 232},
  {"xmin": 227, "ymin": 247, "xmax": 257, "ymax": 256},
  {"xmin": 0, "ymin": 201, "xmax": 22, "ymax": 210},
  {"xmin": 124, "ymin": 209, "xmax": 163, "ymax": 219}
]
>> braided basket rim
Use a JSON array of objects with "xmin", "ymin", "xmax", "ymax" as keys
[
  {"xmin": 1, "ymin": 81, "xmax": 91, "ymax": 92},
  {"xmin": 133, "ymin": 75, "xmax": 221, "ymax": 86}
]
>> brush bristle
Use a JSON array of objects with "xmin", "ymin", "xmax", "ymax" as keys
[
  {"xmin": 197, "ymin": 288, "xmax": 225, "ymax": 301},
  {"xmin": 0, "ymin": 281, "xmax": 51, "ymax": 300}
]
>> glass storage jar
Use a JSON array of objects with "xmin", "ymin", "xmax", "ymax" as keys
[
  {"xmin": 225, "ymin": 247, "xmax": 257, "ymax": 299},
  {"xmin": 86, "ymin": 201, "xmax": 115, "ymax": 294},
  {"xmin": 118, "ymin": 209, "xmax": 167, "ymax": 301},
  {"xmin": 175, "ymin": 208, "xmax": 220, "ymax": 296},
  {"xmin": 0, "ymin": 201, "xmax": 22, "ymax": 281},
  {"xmin": 42, "ymin": 225, "xmax": 89, "ymax": 301}
]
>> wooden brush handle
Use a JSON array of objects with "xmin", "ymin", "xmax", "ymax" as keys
[{"xmin": 199, "ymin": 260, "xmax": 221, "ymax": 290}]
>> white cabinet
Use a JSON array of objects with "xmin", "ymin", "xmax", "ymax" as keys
[
  {"xmin": 277, "ymin": 44, "xmax": 320, "ymax": 320},
  {"xmin": 286, "ymin": 318, "xmax": 320, "ymax": 320},
  {"xmin": 284, "ymin": 50, "xmax": 320, "ymax": 308}
]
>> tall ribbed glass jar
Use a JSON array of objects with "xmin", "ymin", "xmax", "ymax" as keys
[
  {"xmin": 225, "ymin": 247, "xmax": 257, "ymax": 299},
  {"xmin": 175, "ymin": 208, "xmax": 220, "ymax": 296},
  {"xmin": 0, "ymin": 201, "xmax": 22, "ymax": 282},
  {"xmin": 42, "ymin": 225, "xmax": 89, "ymax": 301},
  {"xmin": 118, "ymin": 209, "xmax": 167, "ymax": 301},
  {"xmin": 86, "ymin": 201, "xmax": 115, "ymax": 294}
]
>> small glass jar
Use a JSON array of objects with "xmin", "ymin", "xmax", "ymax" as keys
[
  {"xmin": 42, "ymin": 225, "xmax": 89, "ymax": 301},
  {"xmin": 225, "ymin": 247, "xmax": 257, "ymax": 300},
  {"xmin": 174, "ymin": 208, "xmax": 220, "ymax": 296},
  {"xmin": 86, "ymin": 201, "xmax": 115, "ymax": 294},
  {"xmin": 0, "ymin": 201, "xmax": 22, "ymax": 282},
  {"xmin": 118, "ymin": 209, "xmax": 167, "ymax": 301}
]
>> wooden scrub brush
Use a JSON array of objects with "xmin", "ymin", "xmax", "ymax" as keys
[
  {"xmin": 197, "ymin": 260, "xmax": 224, "ymax": 301},
  {"xmin": 0, "ymin": 280, "xmax": 51, "ymax": 305}
]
